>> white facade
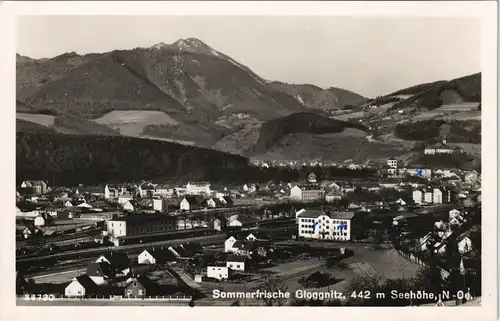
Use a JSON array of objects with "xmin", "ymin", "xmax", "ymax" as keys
[
  {"xmin": 424, "ymin": 192, "xmax": 433, "ymax": 203},
  {"xmin": 290, "ymin": 185, "xmax": 325, "ymax": 202},
  {"xmin": 89, "ymin": 275, "xmax": 107, "ymax": 286},
  {"xmin": 206, "ymin": 199, "xmax": 216, "ymax": 208},
  {"xmin": 153, "ymin": 199, "xmax": 163, "ymax": 211},
  {"xmin": 224, "ymin": 236, "xmax": 237, "ymax": 252},
  {"xmin": 458, "ymin": 237, "xmax": 473, "ymax": 254},
  {"xmin": 412, "ymin": 190, "xmax": 423, "ymax": 204},
  {"xmin": 433, "ymin": 189, "xmax": 443, "ymax": 204},
  {"xmin": 246, "ymin": 233, "xmax": 257, "ymax": 241},
  {"xmin": 449, "ymin": 209, "xmax": 461, "ymax": 220},
  {"xmin": 297, "ymin": 212, "xmax": 354, "ymax": 241},
  {"xmin": 207, "ymin": 266, "xmax": 231, "ymax": 280},
  {"xmin": 65, "ymin": 279, "xmax": 88, "ymax": 297},
  {"xmin": 387, "ymin": 159, "xmax": 398, "ymax": 168},
  {"xmin": 186, "ymin": 182, "xmax": 211, "ymax": 195},
  {"xmin": 228, "ymin": 219, "xmax": 242, "ymax": 227},
  {"xmin": 77, "ymin": 202, "xmax": 92, "ymax": 208},
  {"xmin": 180, "ymin": 198, "xmax": 190, "ymax": 211},
  {"xmin": 123, "ymin": 201, "xmax": 135, "ymax": 212},
  {"xmin": 226, "ymin": 260, "xmax": 245, "ymax": 271},
  {"xmin": 34, "ymin": 216, "xmax": 45, "ymax": 227},
  {"xmin": 107, "ymin": 220, "xmax": 127, "ymax": 237},
  {"xmin": 137, "ymin": 250, "xmax": 156, "ymax": 265},
  {"xmin": 118, "ymin": 196, "xmax": 132, "ymax": 205}
]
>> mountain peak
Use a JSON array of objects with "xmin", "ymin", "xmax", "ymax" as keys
[
  {"xmin": 151, "ymin": 42, "xmax": 168, "ymax": 50},
  {"xmin": 171, "ymin": 37, "xmax": 220, "ymax": 56}
]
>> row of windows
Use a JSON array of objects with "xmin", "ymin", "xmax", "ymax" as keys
[{"xmin": 300, "ymin": 230, "xmax": 348, "ymax": 236}]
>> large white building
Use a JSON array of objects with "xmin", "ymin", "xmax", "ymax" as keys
[
  {"xmin": 290, "ymin": 185, "xmax": 325, "ymax": 202},
  {"xmin": 207, "ymin": 266, "xmax": 232, "ymax": 280},
  {"xmin": 297, "ymin": 210, "xmax": 356, "ymax": 241},
  {"xmin": 186, "ymin": 182, "xmax": 211, "ymax": 195},
  {"xmin": 106, "ymin": 214, "xmax": 177, "ymax": 238},
  {"xmin": 413, "ymin": 187, "xmax": 449, "ymax": 205}
]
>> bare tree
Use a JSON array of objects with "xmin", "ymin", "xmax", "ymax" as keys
[{"xmin": 257, "ymin": 276, "xmax": 288, "ymax": 306}]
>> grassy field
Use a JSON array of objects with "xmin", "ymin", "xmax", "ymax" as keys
[
  {"xmin": 261, "ymin": 133, "xmax": 409, "ymax": 162},
  {"xmin": 330, "ymin": 111, "xmax": 365, "ymax": 121},
  {"xmin": 16, "ymin": 113, "xmax": 56, "ymax": 127},
  {"xmin": 437, "ymin": 111, "xmax": 481, "ymax": 121},
  {"xmin": 30, "ymin": 268, "xmax": 87, "ymax": 284},
  {"xmin": 94, "ymin": 110, "xmax": 179, "ymax": 136}
]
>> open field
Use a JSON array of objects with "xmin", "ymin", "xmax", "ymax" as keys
[
  {"xmin": 16, "ymin": 113, "xmax": 56, "ymax": 127},
  {"xmin": 454, "ymin": 143, "xmax": 481, "ymax": 156},
  {"xmin": 30, "ymin": 268, "xmax": 86, "ymax": 284},
  {"xmin": 264, "ymin": 260, "xmax": 325, "ymax": 277},
  {"xmin": 330, "ymin": 111, "xmax": 365, "ymax": 121},
  {"xmin": 94, "ymin": 110, "xmax": 179, "ymax": 136},
  {"xmin": 437, "ymin": 111, "xmax": 481, "ymax": 121}
]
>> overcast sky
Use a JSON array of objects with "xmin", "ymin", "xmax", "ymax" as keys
[{"xmin": 17, "ymin": 16, "xmax": 480, "ymax": 97}]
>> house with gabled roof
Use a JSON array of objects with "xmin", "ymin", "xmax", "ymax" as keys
[
  {"xmin": 225, "ymin": 236, "xmax": 238, "ymax": 252},
  {"xmin": 226, "ymin": 255, "xmax": 249, "ymax": 272},
  {"xmin": 180, "ymin": 195, "xmax": 203, "ymax": 211},
  {"xmin": 95, "ymin": 252, "xmax": 130, "ymax": 276},
  {"xmin": 138, "ymin": 248, "xmax": 177, "ymax": 265},
  {"xmin": 65, "ymin": 275, "xmax": 98, "ymax": 297},
  {"xmin": 168, "ymin": 245, "xmax": 190, "ymax": 259},
  {"xmin": 124, "ymin": 276, "xmax": 158, "ymax": 298},
  {"xmin": 86, "ymin": 262, "xmax": 114, "ymax": 285},
  {"xmin": 457, "ymin": 232, "xmax": 473, "ymax": 255},
  {"xmin": 433, "ymin": 242, "xmax": 447, "ymax": 256}
]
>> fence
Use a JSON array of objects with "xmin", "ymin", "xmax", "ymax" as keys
[{"xmin": 19, "ymin": 294, "xmax": 192, "ymax": 302}]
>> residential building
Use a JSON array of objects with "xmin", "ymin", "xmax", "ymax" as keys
[
  {"xmin": 433, "ymin": 188, "xmax": 444, "ymax": 204},
  {"xmin": 412, "ymin": 190, "xmax": 424, "ymax": 205},
  {"xmin": 226, "ymin": 255, "xmax": 248, "ymax": 272},
  {"xmin": 306, "ymin": 173, "xmax": 317, "ymax": 183},
  {"xmin": 325, "ymin": 191, "xmax": 343, "ymax": 203},
  {"xmin": 228, "ymin": 219, "xmax": 242, "ymax": 227},
  {"xmin": 86, "ymin": 262, "xmax": 113, "ymax": 285},
  {"xmin": 124, "ymin": 276, "xmax": 157, "ymax": 298},
  {"xmin": 186, "ymin": 182, "xmax": 211, "ymax": 195},
  {"xmin": 457, "ymin": 234, "xmax": 473, "ymax": 255},
  {"xmin": 213, "ymin": 218, "xmax": 227, "ymax": 231},
  {"xmin": 168, "ymin": 246, "xmax": 190, "ymax": 259},
  {"xmin": 387, "ymin": 158, "xmax": 398, "ymax": 169},
  {"xmin": 138, "ymin": 248, "xmax": 177, "ymax": 265},
  {"xmin": 424, "ymin": 140, "xmax": 463, "ymax": 155},
  {"xmin": 95, "ymin": 252, "xmax": 130, "ymax": 276},
  {"xmin": 290, "ymin": 185, "xmax": 325, "ymax": 202},
  {"xmin": 180, "ymin": 196, "xmax": 202, "ymax": 211},
  {"xmin": 424, "ymin": 191, "xmax": 433, "ymax": 203},
  {"xmin": 398, "ymin": 168, "xmax": 432, "ymax": 178},
  {"xmin": 123, "ymin": 200, "xmax": 135, "ymax": 212},
  {"xmin": 65, "ymin": 275, "xmax": 97, "ymax": 297},
  {"xmin": 207, "ymin": 266, "xmax": 232, "ymax": 280},
  {"xmin": 225, "ymin": 236, "xmax": 238, "ymax": 252},
  {"xmin": 449, "ymin": 209, "xmax": 461, "ymax": 220},
  {"xmin": 297, "ymin": 210, "xmax": 358, "ymax": 241},
  {"xmin": 204, "ymin": 198, "xmax": 216, "ymax": 208},
  {"xmin": 118, "ymin": 195, "xmax": 133, "ymax": 205},
  {"xmin": 106, "ymin": 214, "xmax": 178, "ymax": 238}
]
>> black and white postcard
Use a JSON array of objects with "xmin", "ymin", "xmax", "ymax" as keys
[{"xmin": 0, "ymin": 1, "xmax": 497, "ymax": 321}]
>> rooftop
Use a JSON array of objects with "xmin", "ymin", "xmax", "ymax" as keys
[{"xmin": 297, "ymin": 210, "xmax": 355, "ymax": 220}]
